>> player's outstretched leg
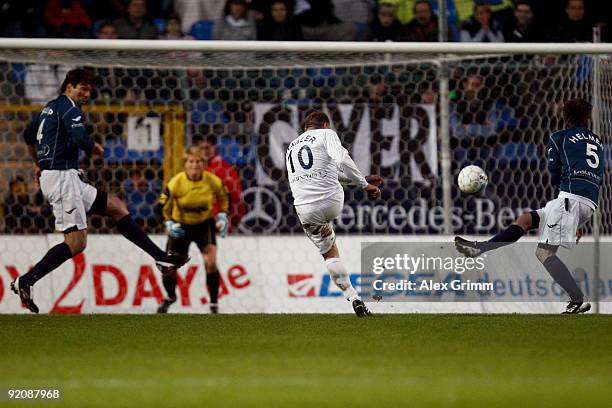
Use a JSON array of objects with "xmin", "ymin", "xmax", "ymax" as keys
[
  {"xmin": 203, "ymin": 244, "xmax": 220, "ymax": 314},
  {"xmin": 104, "ymin": 193, "xmax": 188, "ymax": 268},
  {"xmin": 324, "ymin": 245, "xmax": 371, "ymax": 317},
  {"xmin": 158, "ymin": 236, "xmax": 185, "ymax": 313},
  {"xmin": 11, "ymin": 243, "xmax": 72, "ymax": 313},
  {"xmin": 535, "ymin": 245, "xmax": 590, "ymax": 314},
  {"xmin": 455, "ymin": 211, "xmax": 535, "ymax": 257},
  {"xmin": 12, "ymin": 230, "xmax": 86, "ymax": 313},
  {"xmin": 562, "ymin": 302, "xmax": 591, "ymax": 314},
  {"xmin": 11, "ymin": 277, "xmax": 39, "ymax": 314}
]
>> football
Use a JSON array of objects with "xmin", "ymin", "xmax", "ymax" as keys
[{"xmin": 458, "ymin": 165, "xmax": 488, "ymax": 194}]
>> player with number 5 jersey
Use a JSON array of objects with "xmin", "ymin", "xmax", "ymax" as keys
[
  {"xmin": 547, "ymin": 116, "xmax": 603, "ymax": 207},
  {"xmin": 286, "ymin": 111, "xmax": 383, "ymax": 317},
  {"xmin": 455, "ymin": 99, "xmax": 605, "ymax": 314}
]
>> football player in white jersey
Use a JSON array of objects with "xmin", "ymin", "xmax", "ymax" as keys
[{"xmin": 286, "ymin": 111, "xmax": 382, "ymax": 317}]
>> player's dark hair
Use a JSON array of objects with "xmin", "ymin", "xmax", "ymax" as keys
[
  {"xmin": 563, "ymin": 98, "xmax": 591, "ymax": 127},
  {"xmin": 205, "ymin": 135, "xmax": 217, "ymax": 145},
  {"xmin": 303, "ymin": 111, "xmax": 330, "ymax": 130},
  {"xmin": 61, "ymin": 69, "xmax": 94, "ymax": 93}
]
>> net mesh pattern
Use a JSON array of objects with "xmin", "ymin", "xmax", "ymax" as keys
[{"xmin": 0, "ymin": 50, "xmax": 610, "ymax": 236}]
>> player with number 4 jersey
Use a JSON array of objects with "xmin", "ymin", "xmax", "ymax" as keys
[
  {"xmin": 11, "ymin": 69, "xmax": 187, "ymax": 313},
  {"xmin": 287, "ymin": 111, "xmax": 383, "ymax": 317},
  {"xmin": 455, "ymin": 99, "xmax": 605, "ymax": 314}
]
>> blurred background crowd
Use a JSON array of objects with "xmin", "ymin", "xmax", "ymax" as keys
[{"xmin": 0, "ymin": 0, "xmax": 610, "ymax": 43}]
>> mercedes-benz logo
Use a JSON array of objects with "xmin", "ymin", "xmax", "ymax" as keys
[{"xmin": 238, "ymin": 186, "xmax": 283, "ymax": 234}]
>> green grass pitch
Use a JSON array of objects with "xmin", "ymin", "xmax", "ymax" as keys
[{"xmin": 1, "ymin": 314, "xmax": 611, "ymax": 407}]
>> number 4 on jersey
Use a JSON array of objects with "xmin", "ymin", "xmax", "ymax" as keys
[{"xmin": 36, "ymin": 118, "xmax": 46, "ymax": 142}]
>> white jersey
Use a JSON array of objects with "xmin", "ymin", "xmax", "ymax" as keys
[{"xmin": 286, "ymin": 128, "xmax": 368, "ymax": 206}]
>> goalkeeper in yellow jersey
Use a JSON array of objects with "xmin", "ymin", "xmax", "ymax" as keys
[{"xmin": 157, "ymin": 146, "xmax": 230, "ymax": 313}]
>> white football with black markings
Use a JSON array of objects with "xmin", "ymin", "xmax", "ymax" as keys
[{"xmin": 458, "ymin": 165, "xmax": 488, "ymax": 195}]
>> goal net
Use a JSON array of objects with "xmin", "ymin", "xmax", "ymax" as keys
[{"xmin": 0, "ymin": 40, "xmax": 611, "ymax": 313}]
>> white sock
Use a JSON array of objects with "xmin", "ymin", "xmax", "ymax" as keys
[{"xmin": 325, "ymin": 257, "xmax": 359, "ymax": 302}]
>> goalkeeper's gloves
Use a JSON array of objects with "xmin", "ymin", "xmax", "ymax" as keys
[
  {"xmin": 164, "ymin": 220, "xmax": 185, "ymax": 238},
  {"xmin": 216, "ymin": 212, "xmax": 229, "ymax": 238}
]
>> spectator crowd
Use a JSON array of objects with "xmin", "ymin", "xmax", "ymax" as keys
[{"xmin": 0, "ymin": 0, "xmax": 609, "ymax": 43}]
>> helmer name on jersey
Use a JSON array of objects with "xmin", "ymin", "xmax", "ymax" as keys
[{"xmin": 567, "ymin": 131, "xmax": 603, "ymax": 146}]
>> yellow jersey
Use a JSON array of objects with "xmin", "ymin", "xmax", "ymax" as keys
[{"xmin": 159, "ymin": 171, "xmax": 229, "ymax": 225}]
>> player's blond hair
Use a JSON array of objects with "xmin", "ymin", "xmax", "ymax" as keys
[{"xmin": 183, "ymin": 145, "xmax": 207, "ymax": 164}]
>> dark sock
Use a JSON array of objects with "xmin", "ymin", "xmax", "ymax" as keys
[
  {"xmin": 207, "ymin": 270, "xmax": 220, "ymax": 304},
  {"xmin": 115, "ymin": 215, "xmax": 166, "ymax": 261},
  {"xmin": 543, "ymin": 256, "xmax": 584, "ymax": 302},
  {"xmin": 162, "ymin": 270, "xmax": 177, "ymax": 300},
  {"xmin": 21, "ymin": 242, "xmax": 73, "ymax": 286},
  {"xmin": 479, "ymin": 224, "xmax": 525, "ymax": 253}
]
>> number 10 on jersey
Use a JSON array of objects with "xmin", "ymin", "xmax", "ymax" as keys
[{"xmin": 288, "ymin": 145, "xmax": 314, "ymax": 173}]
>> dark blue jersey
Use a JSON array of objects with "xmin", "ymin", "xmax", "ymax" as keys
[
  {"xmin": 547, "ymin": 126, "xmax": 605, "ymax": 206},
  {"xmin": 23, "ymin": 95, "xmax": 94, "ymax": 170}
]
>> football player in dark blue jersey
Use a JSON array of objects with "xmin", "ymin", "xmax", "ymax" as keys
[
  {"xmin": 456, "ymin": 99, "xmax": 604, "ymax": 314},
  {"xmin": 11, "ymin": 68, "xmax": 188, "ymax": 313}
]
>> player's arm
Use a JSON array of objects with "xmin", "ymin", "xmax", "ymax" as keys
[
  {"xmin": 324, "ymin": 131, "xmax": 368, "ymax": 188},
  {"xmin": 338, "ymin": 172, "xmax": 384, "ymax": 187},
  {"xmin": 23, "ymin": 115, "xmax": 41, "ymax": 179},
  {"xmin": 547, "ymin": 134, "xmax": 562, "ymax": 187},
  {"xmin": 158, "ymin": 183, "xmax": 184, "ymax": 238},
  {"xmin": 212, "ymin": 175, "xmax": 230, "ymax": 237},
  {"xmin": 158, "ymin": 185, "xmax": 173, "ymax": 222},
  {"xmin": 62, "ymin": 108, "xmax": 100, "ymax": 155},
  {"xmin": 337, "ymin": 169, "xmax": 357, "ymax": 186},
  {"xmin": 324, "ymin": 131, "xmax": 381, "ymax": 198}
]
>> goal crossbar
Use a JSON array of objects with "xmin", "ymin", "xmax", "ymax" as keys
[{"xmin": 1, "ymin": 38, "xmax": 611, "ymax": 54}]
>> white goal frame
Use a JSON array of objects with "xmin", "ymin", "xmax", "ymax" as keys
[
  {"xmin": 1, "ymin": 39, "xmax": 610, "ymax": 312},
  {"xmin": 1, "ymin": 38, "xmax": 612, "ymax": 54}
]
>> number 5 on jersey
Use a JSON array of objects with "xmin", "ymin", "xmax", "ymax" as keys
[{"xmin": 586, "ymin": 143, "xmax": 599, "ymax": 169}]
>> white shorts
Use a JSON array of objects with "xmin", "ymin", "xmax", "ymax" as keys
[
  {"xmin": 40, "ymin": 169, "xmax": 98, "ymax": 232},
  {"xmin": 295, "ymin": 198, "xmax": 343, "ymax": 254},
  {"xmin": 536, "ymin": 197, "xmax": 593, "ymax": 249}
]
